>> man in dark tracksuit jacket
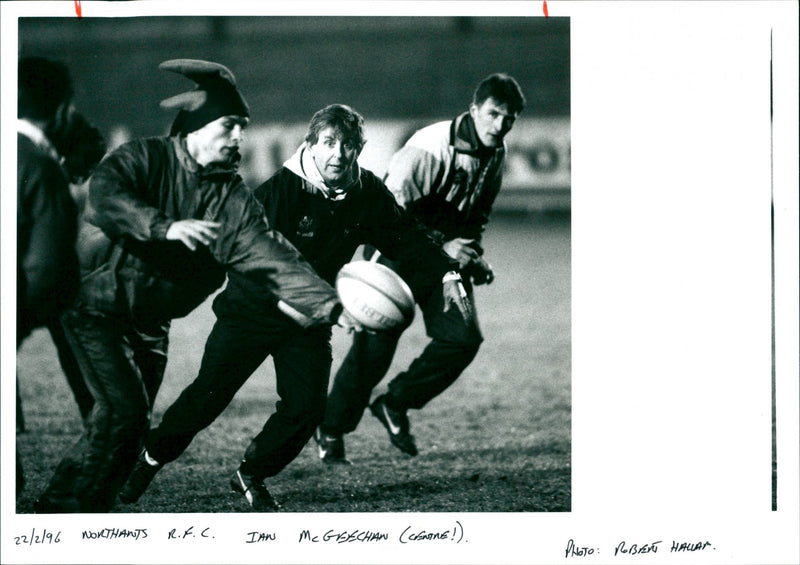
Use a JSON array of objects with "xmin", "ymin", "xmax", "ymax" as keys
[
  {"xmin": 16, "ymin": 57, "xmax": 82, "ymax": 496},
  {"xmin": 120, "ymin": 104, "xmax": 470, "ymax": 511},
  {"xmin": 318, "ymin": 73, "xmax": 526, "ymax": 461},
  {"xmin": 35, "ymin": 60, "xmax": 342, "ymax": 513},
  {"xmin": 17, "ymin": 59, "xmax": 107, "ymax": 432}
]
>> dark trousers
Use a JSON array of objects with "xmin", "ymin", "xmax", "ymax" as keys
[
  {"xmin": 16, "ymin": 321, "xmax": 93, "ymax": 427},
  {"xmin": 17, "ymin": 320, "xmax": 94, "ymax": 497},
  {"xmin": 146, "ymin": 302, "xmax": 332, "ymax": 480},
  {"xmin": 48, "ymin": 320, "xmax": 95, "ymax": 421},
  {"xmin": 40, "ymin": 308, "xmax": 167, "ymax": 512},
  {"xmin": 321, "ymin": 271, "xmax": 483, "ymax": 437}
]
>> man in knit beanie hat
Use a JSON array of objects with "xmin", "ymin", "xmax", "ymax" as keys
[{"xmin": 35, "ymin": 59, "xmax": 352, "ymax": 513}]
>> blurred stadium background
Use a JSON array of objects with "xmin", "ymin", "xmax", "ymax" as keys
[
  {"xmin": 18, "ymin": 15, "xmax": 570, "ymax": 210},
  {"xmin": 16, "ymin": 15, "xmax": 572, "ymax": 513}
]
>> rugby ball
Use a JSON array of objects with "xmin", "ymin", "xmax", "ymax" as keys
[{"xmin": 336, "ymin": 261, "xmax": 415, "ymax": 330}]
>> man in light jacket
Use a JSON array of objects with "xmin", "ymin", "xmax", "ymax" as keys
[{"xmin": 316, "ymin": 74, "xmax": 526, "ymax": 462}]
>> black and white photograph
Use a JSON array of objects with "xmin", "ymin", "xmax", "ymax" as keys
[
  {"xmin": 11, "ymin": 11, "xmax": 571, "ymax": 518},
  {"xmin": 2, "ymin": 1, "xmax": 798, "ymax": 564}
]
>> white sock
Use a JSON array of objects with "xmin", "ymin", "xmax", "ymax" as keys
[{"xmin": 144, "ymin": 450, "xmax": 160, "ymax": 467}]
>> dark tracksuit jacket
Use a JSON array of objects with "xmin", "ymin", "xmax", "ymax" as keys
[
  {"xmin": 76, "ymin": 136, "xmax": 340, "ymax": 330},
  {"xmin": 17, "ymin": 121, "xmax": 94, "ymax": 421},
  {"xmin": 16, "ymin": 128, "xmax": 79, "ymax": 343},
  {"xmin": 249, "ymin": 153, "xmax": 455, "ymax": 288}
]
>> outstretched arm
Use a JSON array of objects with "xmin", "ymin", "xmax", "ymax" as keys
[{"xmin": 221, "ymin": 194, "xmax": 342, "ymax": 328}]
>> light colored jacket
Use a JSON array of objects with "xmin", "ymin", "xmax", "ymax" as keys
[{"xmin": 384, "ymin": 112, "xmax": 506, "ymax": 243}]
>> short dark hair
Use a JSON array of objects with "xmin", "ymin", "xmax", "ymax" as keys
[
  {"xmin": 472, "ymin": 73, "xmax": 526, "ymax": 114},
  {"xmin": 305, "ymin": 104, "xmax": 365, "ymax": 150},
  {"xmin": 18, "ymin": 57, "xmax": 74, "ymax": 121}
]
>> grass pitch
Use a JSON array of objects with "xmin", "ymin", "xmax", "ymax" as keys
[{"xmin": 15, "ymin": 213, "xmax": 571, "ymax": 513}]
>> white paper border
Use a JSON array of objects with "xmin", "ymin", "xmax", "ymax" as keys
[{"xmin": 2, "ymin": 2, "xmax": 798, "ymax": 564}]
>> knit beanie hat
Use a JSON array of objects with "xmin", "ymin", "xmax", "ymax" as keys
[{"xmin": 159, "ymin": 59, "xmax": 250, "ymax": 136}]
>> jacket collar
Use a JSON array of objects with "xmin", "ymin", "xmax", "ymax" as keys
[
  {"xmin": 18, "ymin": 119, "xmax": 61, "ymax": 162},
  {"xmin": 284, "ymin": 144, "xmax": 360, "ymax": 201},
  {"xmin": 451, "ymin": 112, "xmax": 503, "ymax": 157},
  {"xmin": 171, "ymin": 135, "xmax": 240, "ymax": 178}
]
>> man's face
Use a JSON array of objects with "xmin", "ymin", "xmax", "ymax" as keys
[
  {"xmin": 469, "ymin": 97, "xmax": 518, "ymax": 148},
  {"xmin": 308, "ymin": 126, "xmax": 361, "ymax": 187},
  {"xmin": 186, "ymin": 115, "xmax": 248, "ymax": 166}
]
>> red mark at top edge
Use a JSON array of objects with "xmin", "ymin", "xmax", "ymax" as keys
[
  {"xmin": 75, "ymin": 1, "xmax": 82, "ymax": 18},
  {"xmin": 543, "ymin": 0, "xmax": 549, "ymax": 18}
]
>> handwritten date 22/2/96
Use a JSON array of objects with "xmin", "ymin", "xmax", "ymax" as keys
[{"xmin": 14, "ymin": 528, "xmax": 62, "ymax": 546}]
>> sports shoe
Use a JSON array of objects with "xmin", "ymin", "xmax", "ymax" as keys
[
  {"xmin": 369, "ymin": 394, "xmax": 418, "ymax": 456},
  {"xmin": 119, "ymin": 450, "xmax": 161, "ymax": 504},
  {"xmin": 313, "ymin": 427, "xmax": 351, "ymax": 465},
  {"xmin": 231, "ymin": 470, "xmax": 282, "ymax": 512}
]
